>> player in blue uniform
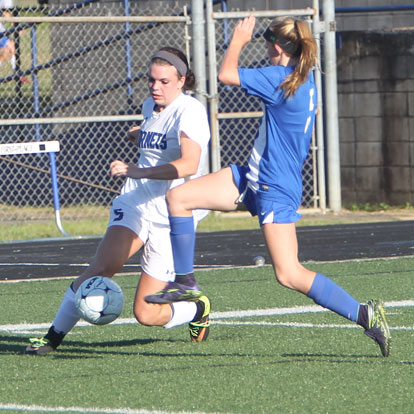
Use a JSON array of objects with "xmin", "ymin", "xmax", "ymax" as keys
[{"xmin": 146, "ymin": 16, "xmax": 391, "ymax": 356}]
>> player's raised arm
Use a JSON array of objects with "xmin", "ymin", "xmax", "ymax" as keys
[{"xmin": 218, "ymin": 15, "xmax": 256, "ymax": 86}]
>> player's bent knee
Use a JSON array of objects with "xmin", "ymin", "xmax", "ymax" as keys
[
  {"xmin": 133, "ymin": 304, "xmax": 160, "ymax": 326},
  {"xmin": 166, "ymin": 187, "xmax": 189, "ymax": 214},
  {"xmin": 166, "ymin": 187, "xmax": 179, "ymax": 207},
  {"xmin": 274, "ymin": 271, "xmax": 296, "ymax": 290}
]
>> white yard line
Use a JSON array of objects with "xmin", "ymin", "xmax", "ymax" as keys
[
  {"xmin": 2, "ymin": 300, "xmax": 413, "ymax": 334},
  {"xmin": 0, "ymin": 403, "xmax": 231, "ymax": 414}
]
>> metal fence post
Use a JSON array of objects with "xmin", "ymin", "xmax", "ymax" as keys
[
  {"xmin": 322, "ymin": 0, "xmax": 341, "ymax": 212},
  {"xmin": 191, "ymin": 0, "xmax": 207, "ymax": 108},
  {"xmin": 312, "ymin": 0, "xmax": 326, "ymax": 212},
  {"xmin": 206, "ymin": 0, "xmax": 220, "ymax": 173},
  {"xmin": 122, "ymin": 0, "xmax": 134, "ymax": 109},
  {"xmin": 191, "ymin": 0, "xmax": 210, "ymax": 175},
  {"xmin": 31, "ymin": 24, "xmax": 69, "ymax": 236}
]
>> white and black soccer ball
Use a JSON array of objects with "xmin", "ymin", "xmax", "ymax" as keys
[{"xmin": 75, "ymin": 276, "xmax": 124, "ymax": 325}]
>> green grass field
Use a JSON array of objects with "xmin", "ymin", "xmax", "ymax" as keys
[{"xmin": 1, "ymin": 257, "xmax": 413, "ymax": 414}]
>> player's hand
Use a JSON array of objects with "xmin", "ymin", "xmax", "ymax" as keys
[
  {"xmin": 127, "ymin": 125, "xmax": 141, "ymax": 145},
  {"xmin": 232, "ymin": 15, "xmax": 256, "ymax": 46},
  {"xmin": 110, "ymin": 160, "xmax": 142, "ymax": 179}
]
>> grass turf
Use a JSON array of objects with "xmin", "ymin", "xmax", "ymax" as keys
[{"xmin": 1, "ymin": 258, "xmax": 413, "ymax": 413}]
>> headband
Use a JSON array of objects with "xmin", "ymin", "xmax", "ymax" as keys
[
  {"xmin": 152, "ymin": 50, "xmax": 188, "ymax": 77},
  {"xmin": 263, "ymin": 27, "xmax": 300, "ymax": 56}
]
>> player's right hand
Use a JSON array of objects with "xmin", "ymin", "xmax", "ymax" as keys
[{"xmin": 232, "ymin": 15, "xmax": 256, "ymax": 46}]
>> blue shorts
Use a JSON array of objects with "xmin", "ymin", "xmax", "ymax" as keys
[
  {"xmin": 230, "ymin": 164, "xmax": 302, "ymax": 225},
  {"xmin": 0, "ymin": 36, "xmax": 9, "ymax": 49}
]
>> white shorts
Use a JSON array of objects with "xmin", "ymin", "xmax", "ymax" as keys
[{"xmin": 108, "ymin": 198, "xmax": 175, "ymax": 283}]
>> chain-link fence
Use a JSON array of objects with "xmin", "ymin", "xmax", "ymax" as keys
[
  {"xmin": 0, "ymin": 0, "xmax": 323, "ymax": 238},
  {"xmin": 0, "ymin": 1, "xmax": 191, "ymax": 233},
  {"xmin": 208, "ymin": 5, "xmax": 320, "ymax": 209}
]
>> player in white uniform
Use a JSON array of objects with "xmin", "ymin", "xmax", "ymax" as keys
[{"xmin": 25, "ymin": 47, "xmax": 211, "ymax": 355}]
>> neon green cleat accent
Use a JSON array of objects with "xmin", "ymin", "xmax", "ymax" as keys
[
  {"xmin": 364, "ymin": 299, "xmax": 391, "ymax": 357},
  {"xmin": 25, "ymin": 337, "xmax": 55, "ymax": 356},
  {"xmin": 189, "ymin": 296, "xmax": 210, "ymax": 342},
  {"xmin": 145, "ymin": 282, "xmax": 202, "ymax": 304}
]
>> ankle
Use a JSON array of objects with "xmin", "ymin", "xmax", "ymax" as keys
[
  {"xmin": 175, "ymin": 273, "xmax": 197, "ymax": 287},
  {"xmin": 191, "ymin": 300, "xmax": 205, "ymax": 322},
  {"xmin": 44, "ymin": 326, "xmax": 66, "ymax": 349},
  {"xmin": 357, "ymin": 304, "xmax": 369, "ymax": 329}
]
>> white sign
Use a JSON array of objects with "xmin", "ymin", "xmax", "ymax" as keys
[{"xmin": 0, "ymin": 140, "xmax": 60, "ymax": 155}]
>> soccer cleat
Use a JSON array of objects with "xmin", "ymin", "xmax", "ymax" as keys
[
  {"xmin": 145, "ymin": 281, "xmax": 202, "ymax": 304},
  {"xmin": 145, "ymin": 274, "xmax": 202, "ymax": 304},
  {"xmin": 189, "ymin": 296, "xmax": 210, "ymax": 342},
  {"xmin": 363, "ymin": 299, "xmax": 391, "ymax": 357},
  {"xmin": 24, "ymin": 337, "xmax": 55, "ymax": 356}
]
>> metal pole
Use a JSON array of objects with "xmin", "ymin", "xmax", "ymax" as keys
[
  {"xmin": 322, "ymin": 0, "xmax": 341, "ymax": 212},
  {"xmin": 312, "ymin": 0, "xmax": 326, "ymax": 212},
  {"xmin": 49, "ymin": 151, "xmax": 70, "ymax": 237},
  {"xmin": 206, "ymin": 0, "xmax": 220, "ymax": 173},
  {"xmin": 192, "ymin": 0, "xmax": 209, "ymax": 176},
  {"xmin": 30, "ymin": 26, "xmax": 40, "ymax": 143},
  {"xmin": 31, "ymin": 25, "xmax": 69, "ymax": 236},
  {"xmin": 122, "ymin": 0, "xmax": 134, "ymax": 109},
  {"xmin": 191, "ymin": 0, "xmax": 207, "ymax": 108}
]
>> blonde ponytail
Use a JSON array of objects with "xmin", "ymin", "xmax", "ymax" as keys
[{"xmin": 267, "ymin": 18, "xmax": 317, "ymax": 98}]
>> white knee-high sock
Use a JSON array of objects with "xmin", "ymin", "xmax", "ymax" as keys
[
  {"xmin": 163, "ymin": 301, "xmax": 197, "ymax": 329},
  {"xmin": 51, "ymin": 284, "xmax": 81, "ymax": 334}
]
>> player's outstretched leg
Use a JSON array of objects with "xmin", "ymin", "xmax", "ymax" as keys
[
  {"xmin": 144, "ymin": 273, "xmax": 201, "ymax": 304},
  {"xmin": 189, "ymin": 295, "xmax": 210, "ymax": 342},
  {"xmin": 358, "ymin": 299, "xmax": 391, "ymax": 357},
  {"xmin": 25, "ymin": 283, "xmax": 79, "ymax": 355}
]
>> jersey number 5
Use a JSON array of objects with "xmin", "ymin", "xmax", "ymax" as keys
[{"xmin": 113, "ymin": 208, "xmax": 124, "ymax": 221}]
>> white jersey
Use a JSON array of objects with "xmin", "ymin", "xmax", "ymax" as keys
[{"xmin": 118, "ymin": 93, "xmax": 210, "ymax": 225}]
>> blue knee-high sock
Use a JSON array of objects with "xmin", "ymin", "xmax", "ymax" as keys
[
  {"xmin": 169, "ymin": 216, "xmax": 195, "ymax": 275},
  {"xmin": 307, "ymin": 273, "xmax": 360, "ymax": 322}
]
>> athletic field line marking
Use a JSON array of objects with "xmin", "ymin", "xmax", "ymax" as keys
[
  {"xmin": 3, "ymin": 254, "xmax": 414, "ymax": 284},
  {"xmin": 0, "ymin": 265, "xmax": 234, "ymax": 284},
  {"xmin": 2, "ymin": 300, "xmax": 413, "ymax": 334},
  {"xmin": 0, "ymin": 403, "xmax": 231, "ymax": 414},
  {"xmin": 213, "ymin": 321, "xmax": 414, "ymax": 330}
]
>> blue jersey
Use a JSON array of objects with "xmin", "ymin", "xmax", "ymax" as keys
[{"xmin": 239, "ymin": 65, "xmax": 316, "ymax": 209}]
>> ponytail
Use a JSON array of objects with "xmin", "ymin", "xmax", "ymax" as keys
[{"xmin": 267, "ymin": 18, "xmax": 317, "ymax": 98}]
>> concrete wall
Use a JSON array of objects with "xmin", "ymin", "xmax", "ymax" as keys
[{"xmin": 337, "ymin": 30, "xmax": 414, "ymax": 206}]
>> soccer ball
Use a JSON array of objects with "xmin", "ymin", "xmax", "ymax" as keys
[{"xmin": 75, "ymin": 276, "xmax": 124, "ymax": 325}]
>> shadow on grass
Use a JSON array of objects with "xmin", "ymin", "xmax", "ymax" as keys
[
  {"xmin": 0, "ymin": 334, "xmax": 181, "ymax": 357},
  {"xmin": 3, "ymin": 334, "xmax": 409, "ymax": 366},
  {"xmin": 281, "ymin": 352, "xmax": 386, "ymax": 361}
]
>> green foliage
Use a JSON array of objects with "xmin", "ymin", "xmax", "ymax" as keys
[
  {"xmin": 1, "ymin": 258, "xmax": 413, "ymax": 413},
  {"xmin": 348, "ymin": 202, "xmax": 414, "ymax": 212},
  {"xmin": 0, "ymin": 212, "xmax": 261, "ymax": 242}
]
